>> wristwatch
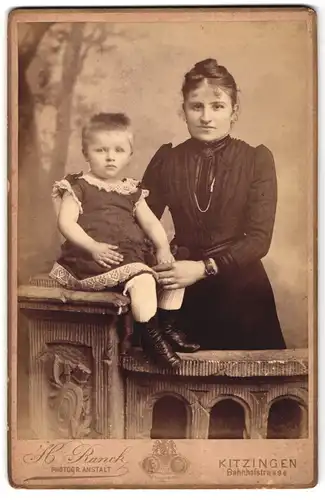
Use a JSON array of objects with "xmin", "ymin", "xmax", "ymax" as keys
[{"xmin": 203, "ymin": 258, "xmax": 218, "ymax": 276}]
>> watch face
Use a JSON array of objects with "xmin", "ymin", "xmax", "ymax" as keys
[{"xmin": 204, "ymin": 260, "xmax": 214, "ymax": 275}]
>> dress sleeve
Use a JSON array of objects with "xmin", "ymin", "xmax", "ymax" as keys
[
  {"xmin": 127, "ymin": 179, "xmax": 149, "ymax": 210},
  {"xmin": 52, "ymin": 173, "xmax": 84, "ymax": 215},
  {"xmin": 213, "ymin": 145, "xmax": 278, "ymax": 274},
  {"xmin": 142, "ymin": 143, "xmax": 172, "ymax": 219}
]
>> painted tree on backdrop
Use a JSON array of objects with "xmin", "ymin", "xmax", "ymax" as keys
[{"xmin": 18, "ymin": 22, "xmax": 131, "ymax": 283}]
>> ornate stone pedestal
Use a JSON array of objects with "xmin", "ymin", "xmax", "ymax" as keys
[
  {"xmin": 121, "ymin": 348, "xmax": 309, "ymax": 439},
  {"xmin": 18, "ymin": 276, "xmax": 309, "ymax": 440},
  {"xmin": 18, "ymin": 275, "xmax": 131, "ymax": 439}
]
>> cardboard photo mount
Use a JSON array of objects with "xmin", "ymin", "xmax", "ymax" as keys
[{"xmin": 8, "ymin": 7, "xmax": 317, "ymax": 489}]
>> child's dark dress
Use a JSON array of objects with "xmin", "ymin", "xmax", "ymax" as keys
[{"xmin": 50, "ymin": 172, "xmax": 155, "ymax": 291}]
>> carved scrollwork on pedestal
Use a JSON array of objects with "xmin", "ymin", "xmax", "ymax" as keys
[{"xmin": 40, "ymin": 344, "xmax": 92, "ymax": 438}]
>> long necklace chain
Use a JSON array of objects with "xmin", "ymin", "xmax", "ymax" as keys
[
  {"xmin": 194, "ymin": 177, "xmax": 216, "ymax": 213},
  {"xmin": 192, "ymin": 136, "xmax": 230, "ymax": 213}
]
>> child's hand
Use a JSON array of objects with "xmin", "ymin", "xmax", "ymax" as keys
[
  {"xmin": 91, "ymin": 242, "xmax": 124, "ymax": 269},
  {"xmin": 156, "ymin": 247, "xmax": 175, "ymax": 265}
]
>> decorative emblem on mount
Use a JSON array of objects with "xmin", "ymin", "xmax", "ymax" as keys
[{"xmin": 141, "ymin": 440, "xmax": 189, "ymax": 478}]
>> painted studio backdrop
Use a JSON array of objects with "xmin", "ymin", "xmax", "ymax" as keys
[{"xmin": 18, "ymin": 20, "xmax": 309, "ymax": 350}]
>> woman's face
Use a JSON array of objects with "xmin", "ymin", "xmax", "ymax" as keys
[{"xmin": 183, "ymin": 80, "xmax": 237, "ymax": 142}]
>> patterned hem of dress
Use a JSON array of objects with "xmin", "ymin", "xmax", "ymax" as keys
[{"xmin": 49, "ymin": 262, "xmax": 157, "ymax": 291}]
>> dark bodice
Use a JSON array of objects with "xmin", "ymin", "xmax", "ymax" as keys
[
  {"xmin": 142, "ymin": 137, "xmax": 278, "ymax": 274},
  {"xmin": 142, "ymin": 137, "xmax": 286, "ymax": 350}
]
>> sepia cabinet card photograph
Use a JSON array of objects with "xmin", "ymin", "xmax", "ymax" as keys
[{"xmin": 8, "ymin": 7, "xmax": 317, "ymax": 489}]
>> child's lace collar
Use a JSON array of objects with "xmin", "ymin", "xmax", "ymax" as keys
[{"xmin": 81, "ymin": 174, "xmax": 139, "ymax": 194}]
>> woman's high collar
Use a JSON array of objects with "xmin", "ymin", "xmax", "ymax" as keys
[{"xmin": 189, "ymin": 134, "xmax": 231, "ymax": 158}]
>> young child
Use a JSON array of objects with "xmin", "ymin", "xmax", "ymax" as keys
[{"xmin": 50, "ymin": 113, "xmax": 200, "ymax": 368}]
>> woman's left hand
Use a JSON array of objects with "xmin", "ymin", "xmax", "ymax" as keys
[{"xmin": 153, "ymin": 260, "xmax": 206, "ymax": 289}]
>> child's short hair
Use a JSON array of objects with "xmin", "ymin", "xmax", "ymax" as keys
[{"xmin": 82, "ymin": 113, "xmax": 133, "ymax": 153}]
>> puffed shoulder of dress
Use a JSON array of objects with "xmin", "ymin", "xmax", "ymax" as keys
[
  {"xmin": 253, "ymin": 144, "xmax": 277, "ymax": 179},
  {"xmin": 145, "ymin": 143, "xmax": 172, "ymax": 171},
  {"xmin": 51, "ymin": 172, "xmax": 84, "ymax": 215},
  {"xmin": 254, "ymin": 143, "xmax": 275, "ymax": 161},
  {"xmin": 152, "ymin": 142, "xmax": 173, "ymax": 156}
]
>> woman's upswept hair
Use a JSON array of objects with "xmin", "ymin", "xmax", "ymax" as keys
[{"xmin": 182, "ymin": 58, "xmax": 238, "ymax": 107}]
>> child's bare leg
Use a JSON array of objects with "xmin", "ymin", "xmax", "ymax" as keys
[{"xmin": 126, "ymin": 273, "xmax": 157, "ymax": 322}]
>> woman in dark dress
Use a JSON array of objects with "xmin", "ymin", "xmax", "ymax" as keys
[{"xmin": 142, "ymin": 58, "xmax": 286, "ymax": 350}]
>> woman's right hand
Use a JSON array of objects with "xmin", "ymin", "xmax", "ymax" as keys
[
  {"xmin": 153, "ymin": 260, "xmax": 206, "ymax": 289},
  {"xmin": 90, "ymin": 242, "xmax": 124, "ymax": 269}
]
